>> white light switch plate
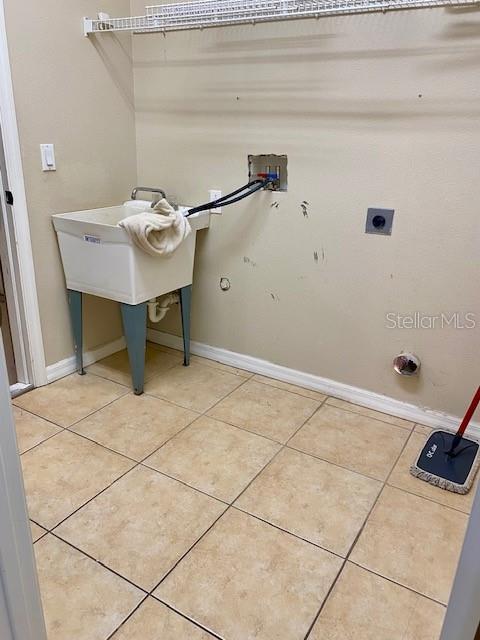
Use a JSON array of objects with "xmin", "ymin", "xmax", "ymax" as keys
[{"xmin": 40, "ymin": 144, "xmax": 56, "ymax": 171}]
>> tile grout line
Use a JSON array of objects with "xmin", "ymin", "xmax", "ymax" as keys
[
  {"xmin": 48, "ymin": 461, "xmax": 140, "ymax": 532},
  {"xmin": 189, "ymin": 360, "xmax": 254, "ymax": 382},
  {"xmin": 108, "ymin": 596, "xmax": 226, "ymax": 640},
  {"xmin": 285, "ymin": 442, "xmax": 385, "ymax": 483},
  {"xmin": 152, "ymin": 598, "xmax": 225, "ymax": 640},
  {"xmin": 199, "ymin": 413, "xmax": 287, "ymax": 445},
  {"xmin": 230, "ymin": 505, "xmax": 345, "ymax": 559},
  {"xmin": 147, "ymin": 505, "xmax": 231, "ymax": 596},
  {"xmin": 303, "ymin": 558, "xmax": 348, "ymax": 640},
  {"xmin": 104, "ymin": 594, "xmax": 150, "ymax": 640},
  {"xmin": 134, "ymin": 411, "xmax": 273, "ymax": 469},
  {"xmin": 66, "ymin": 407, "xmax": 201, "ymax": 468},
  {"xmin": 62, "ymin": 429, "xmax": 140, "ymax": 465},
  {"xmin": 145, "ymin": 368, "xmax": 252, "ymax": 417},
  {"xmin": 29, "ymin": 517, "xmax": 47, "ymax": 529},
  {"xmin": 18, "ymin": 380, "xmax": 136, "ymax": 457},
  {"xmin": 17, "ymin": 376, "xmax": 131, "ymax": 433},
  {"xmin": 325, "ymin": 399, "xmax": 415, "ymax": 431},
  {"xmin": 227, "ymin": 394, "xmax": 331, "ymax": 510},
  {"xmin": 384, "ymin": 482, "xmax": 473, "ymax": 516},
  {"xmin": 139, "ymin": 463, "xmax": 229, "ymax": 505},
  {"xmin": 47, "ymin": 531, "xmax": 150, "ymax": 594},
  {"xmin": 302, "ymin": 415, "xmax": 417, "ymax": 639},
  {"xmin": 134, "ymin": 373, "xmax": 257, "ymax": 480},
  {"xmin": 248, "ymin": 376, "xmax": 327, "ymax": 402},
  {"xmin": 347, "ymin": 559, "xmax": 449, "ymax": 608},
  {"xmin": 31, "ymin": 529, "xmax": 48, "ymax": 544},
  {"xmin": 64, "ymin": 383, "xmax": 131, "ymax": 429},
  {"xmin": 132, "ymin": 389, "xmax": 198, "ymax": 412},
  {"xmin": 198, "ymin": 387, "xmax": 327, "ymax": 456},
  {"xmin": 19, "ymin": 427, "xmax": 68, "ymax": 457},
  {"xmin": 135, "ymin": 411, "xmax": 202, "ymax": 463},
  {"xmin": 343, "ymin": 426, "xmax": 415, "ymax": 561},
  {"xmin": 12, "ymin": 402, "xmax": 68, "ymax": 429}
]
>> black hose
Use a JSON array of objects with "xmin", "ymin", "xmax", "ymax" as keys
[{"xmin": 185, "ymin": 178, "xmax": 270, "ymax": 217}]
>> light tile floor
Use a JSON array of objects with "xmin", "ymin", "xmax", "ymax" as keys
[{"xmin": 13, "ymin": 343, "xmax": 470, "ymax": 640}]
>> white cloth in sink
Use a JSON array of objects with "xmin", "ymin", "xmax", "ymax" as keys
[{"xmin": 118, "ymin": 198, "xmax": 191, "ymax": 257}]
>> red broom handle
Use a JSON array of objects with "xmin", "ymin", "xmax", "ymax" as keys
[{"xmin": 457, "ymin": 386, "xmax": 480, "ymax": 437}]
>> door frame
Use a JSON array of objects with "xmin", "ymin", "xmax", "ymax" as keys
[
  {"xmin": 440, "ymin": 480, "xmax": 480, "ymax": 640},
  {"xmin": 0, "ymin": 335, "xmax": 47, "ymax": 640},
  {"xmin": 0, "ymin": 0, "xmax": 46, "ymax": 389}
]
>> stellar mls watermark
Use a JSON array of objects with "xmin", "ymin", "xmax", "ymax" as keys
[{"xmin": 385, "ymin": 312, "xmax": 476, "ymax": 330}]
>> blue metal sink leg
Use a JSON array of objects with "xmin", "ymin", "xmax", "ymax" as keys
[
  {"xmin": 179, "ymin": 285, "xmax": 192, "ymax": 366},
  {"xmin": 121, "ymin": 301, "xmax": 147, "ymax": 395},
  {"xmin": 67, "ymin": 289, "xmax": 85, "ymax": 375}
]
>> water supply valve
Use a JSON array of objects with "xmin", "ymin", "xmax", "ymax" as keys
[{"xmin": 248, "ymin": 154, "xmax": 288, "ymax": 191}]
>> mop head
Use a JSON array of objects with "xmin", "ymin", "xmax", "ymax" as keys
[{"xmin": 410, "ymin": 429, "xmax": 480, "ymax": 494}]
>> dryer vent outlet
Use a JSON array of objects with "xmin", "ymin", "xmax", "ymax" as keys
[
  {"xmin": 365, "ymin": 208, "xmax": 394, "ymax": 235},
  {"xmin": 248, "ymin": 154, "xmax": 288, "ymax": 191}
]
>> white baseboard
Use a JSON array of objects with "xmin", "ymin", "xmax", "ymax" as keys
[
  {"xmin": 46, "ymin": 336, "xmax": 126, "ymax": 383},
  {"xmin": 147, "ymin": 328, "xmax": 480, "ymax": 438},
  {"xmin": 10, "ymin": 382, "xmax": 32, "ymax": 398}
]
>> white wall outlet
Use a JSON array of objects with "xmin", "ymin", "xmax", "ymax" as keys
[
  {"xmin": 209, "ymin": 189, "xmax": 222, "ymax": 214},
  {"xmin": 40, "ymin": 144, "xmax": 56, "ymax": 171}
]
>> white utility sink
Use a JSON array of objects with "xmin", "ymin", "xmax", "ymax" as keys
[{"xmin": 52, "ymin": 204, "xmax": 210, "ymax": 305}]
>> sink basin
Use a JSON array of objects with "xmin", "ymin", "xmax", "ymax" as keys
[{"xmin": 52, "ymin": 204, "xmax": 210, "ymax": 304}]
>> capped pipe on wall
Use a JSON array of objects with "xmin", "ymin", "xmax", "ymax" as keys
[{"xmin": 393, "ymin": 353, "xmax": 421, "ymax": 376}]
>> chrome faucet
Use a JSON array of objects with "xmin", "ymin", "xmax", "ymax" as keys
[{"xmin": 130, "ymin": 186, "xmax": 167, "ymax": 206}]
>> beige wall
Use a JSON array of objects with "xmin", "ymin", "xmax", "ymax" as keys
[
  {"xmin": 4, "ymin": 1, "xmax": 137, "ymax": 366},
  {"xmin": 133, "ymin": 7, "xmax": 480, "ymax": 417}
]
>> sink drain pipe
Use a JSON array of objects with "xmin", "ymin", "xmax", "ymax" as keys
[{"xmin": 148, "ymin": 292, "xmax": 179, "ymax": 323}]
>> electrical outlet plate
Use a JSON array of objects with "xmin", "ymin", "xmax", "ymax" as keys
[
  {"xmin": 209, "ymin": 189, "xmax": 222, "ymax": 214},
  {"xmin": 248, "ymin": 154, "xmax": 288, "ymax": 191},
  {"xmin": 365, "ymin": 208, "xmax": 394, "ymax": 235}
]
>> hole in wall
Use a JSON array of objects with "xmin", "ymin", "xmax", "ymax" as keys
[{"xmin": 219, "ymin": 277, "xmax": 231, "ymax": 291}]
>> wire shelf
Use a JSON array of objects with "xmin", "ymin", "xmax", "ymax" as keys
[{"xmin": 84, "ymin": 0, "xmax": 479, "ymax": 34}]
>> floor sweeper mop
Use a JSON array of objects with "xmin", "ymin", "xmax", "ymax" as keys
[{"xmin": 411, "ymin": 386, "xmax": 480, "ymax": 494}]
